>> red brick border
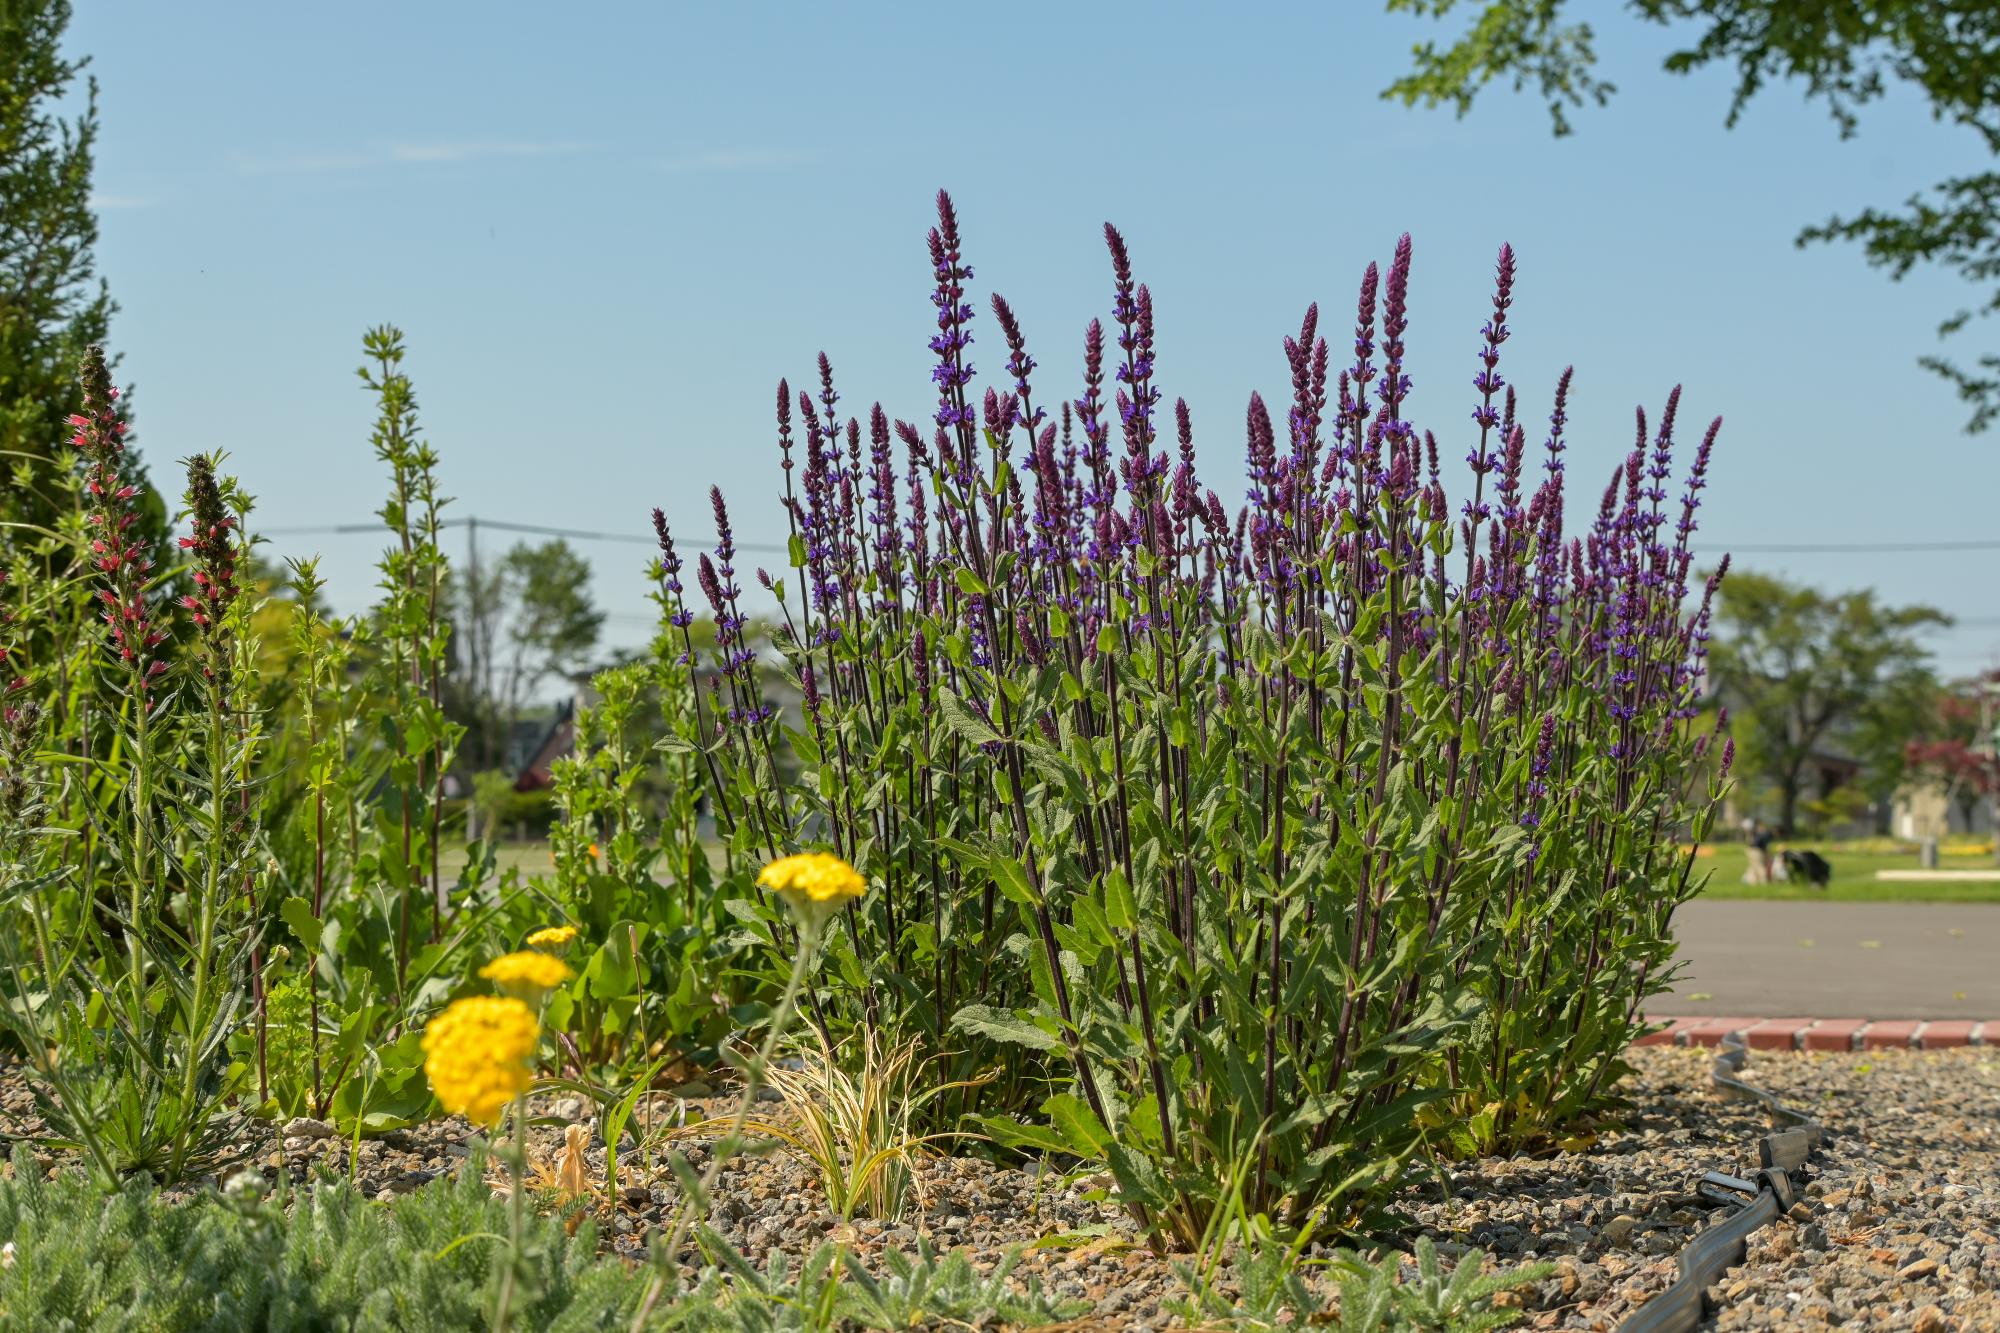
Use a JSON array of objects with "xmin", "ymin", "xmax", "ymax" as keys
[
  {"xmin": 1680, "ymin": 1017, "xmax": 1761, "ymax": 1047},
  {"xmin": 1641, "ymin": 1017, "xmax": 1991, "ymax": 1052},
  {"xmin": 1742, "ymin": 1018, "xmax": 1815, "ymax": 1050},
  {"xmin": 1918, "ymin": 1020, "xmax": 1979, "ymax": 1049},
  {"xmin": 1861, "ymin": 1020, "xmax": 1922, "ymax": 1050},
  {"xmin": 1802, "ymin": 1019, "xmax": 1867, "ymax": 1052}
]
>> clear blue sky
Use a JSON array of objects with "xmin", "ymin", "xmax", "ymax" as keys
[{"xmin": 70, "ymin": 2, "xmax": 2000, "ymax": 671}]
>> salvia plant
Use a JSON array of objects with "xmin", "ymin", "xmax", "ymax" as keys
[{"xmin": 654, "ymin": 192, "xmax": 1733, "ymax": 1245}]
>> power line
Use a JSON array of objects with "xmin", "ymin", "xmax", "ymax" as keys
[
  {"xmin": 260, "ymin": 513, "xmax": 2000, "ymax": 636},
  {"xmin": 1697, "ymin": 538, "xmax": 2000, "ymax": 554},
  {"xmin": 261, "ymin": 515, "xmax": 788, "ymax": 554},
  {"xmin": 259, "ymin": 513, "xmax": 1998, "ymax": 559}
]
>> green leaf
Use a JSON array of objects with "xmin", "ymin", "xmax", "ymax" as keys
[
  {"xmin": 280, "ymin": 897, "xmax": 323, "ymax": 953},
  {"xmin": 951, "ymin": 1003, "xmax": 1063, "ymax": 1052},
  {"xmin": 1071, "ymin": 894, "xmax": 1116, "ymax": 949},
  {"xmin": 1103, "ymin": 869, "xmax": 1137, "ymax": 931},
  {"xmin": 937, "ymin": 689, "xmax": 1003, "ymax": 746},
  {"xmin": 990, "ymin": 853, "xmax": 1041, "ymax": 906},
  {"xmin": 974, "ymin": 1114, "xmax": 1073, "ymax": 1158},
  {"xmin": 1043, "ymin": 1093, "xmax": 1111, "ymax": 1158}
]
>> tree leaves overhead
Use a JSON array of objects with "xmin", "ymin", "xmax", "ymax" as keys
[{"xmin": 1384, "ymin": 0, "xmax": 2000, "ymax": 432}]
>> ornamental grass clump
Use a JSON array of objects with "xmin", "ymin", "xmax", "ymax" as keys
[{"xmin": 654, "ymin": 193, "xmax": 1733, "ymax": 1246}]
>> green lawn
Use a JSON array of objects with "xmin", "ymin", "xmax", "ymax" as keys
[
  {"xmin": 438, "ymin": 840, "xmax": 559, "ymax": 883},
  {"xmin": 438, "ymin": 839, "xmax": 2000, "ymax": 905},
  {"xmin": 436, "ymin": 839, "xmax": 722, "ymax": 887},
  {"xmin": 1696, "ymin": 844, "xmax": 2000, "ymax": 903}
]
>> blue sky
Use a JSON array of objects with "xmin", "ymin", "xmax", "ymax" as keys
[{"xmin": 70, "ymin": 2, "xmax": 2000, "ymax": 671}]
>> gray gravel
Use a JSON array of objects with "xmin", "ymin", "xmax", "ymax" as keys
[
  {"xmin": 1396, "ymin": 1045, "xmax": 2000, "ymax": 1329},
  {"xmin": 5, "ymin": 1045, "xmax": 1996, "ymax": 1329}
]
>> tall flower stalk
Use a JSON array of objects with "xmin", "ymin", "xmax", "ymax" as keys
[
  {"xmin": 73, "ymin": 347, "xmax": 166, "ymax": 1009},
  {"xmin": 167, "ymin": 452, "xmax": 261, "ymax": 1176},
  {"xmin": 359, "ymin": 326, "xmax": 462, "ymax": 1000}
]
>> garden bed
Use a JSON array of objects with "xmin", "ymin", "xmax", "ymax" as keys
[{"xmin": 6, "ymin": 1045, "xmax": 1994, "ymax": 1329}]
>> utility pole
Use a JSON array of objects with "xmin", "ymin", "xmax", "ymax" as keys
[{"xmin": 466, "ymin": 514, "xmax": 486, "ymax": 778}]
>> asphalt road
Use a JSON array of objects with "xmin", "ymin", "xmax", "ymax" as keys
[{"xmin": 1656, "ymin": 899, "xmax": 2000, "ymax": 1019}]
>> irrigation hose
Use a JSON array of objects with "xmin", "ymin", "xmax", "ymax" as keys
[{"xmin": 1616, "ymin": 1036, "xmax": 1825, "ymax": 1333}]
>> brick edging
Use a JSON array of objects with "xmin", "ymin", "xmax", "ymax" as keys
[{"xmin": 1638, "ymin": 1016, "xmax": 1990, "ymax": 1052}]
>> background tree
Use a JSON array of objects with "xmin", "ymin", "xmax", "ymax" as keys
[
  {"xmin": 448, "ymin": 537, "xmax": 604, "ymax": 773},
  {"xmin": 1903, "ymin": 673, "xmax": 2000, "ymax": 837},
  {"xmin": 1707, "ymin": 567, "xmax": 1946, "ymax": 833},
  {"xmin": 1, "ymin": 0, "xmax": 153, "ymax": 536},
  {"xmin": 1384, "ymin": 1, "xmax": 2000, "ymax": 431}
]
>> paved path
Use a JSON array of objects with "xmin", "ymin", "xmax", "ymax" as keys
[{"xmin": 1657, "ymin": 899, "xmax": 2000, "ymax": 1019}]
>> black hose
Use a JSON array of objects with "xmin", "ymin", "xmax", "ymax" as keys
[
  {"xmin": 1614, "ymin": 1041, "xmax": 1824, "ymax": 1333},
  {"xmin": 1619, "ymin": 1188, "xmax": 1782, "ymax": 1333}
]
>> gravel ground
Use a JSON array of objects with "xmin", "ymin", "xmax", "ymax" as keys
[{"xmin": 4, "ymin": 1045, "xmax": 1997, "ymax": 1329}]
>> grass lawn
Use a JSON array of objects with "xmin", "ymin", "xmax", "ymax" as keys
[
  {"xmin": 437, "ymin": 839, "xmax": 726, "ymax": 887},
  {"xmin": 441, "ymin": 839, "xmax": 2000, "ymax": 904},
  {"xmin": 438, "ymin": 840, "xmax": 560, "ymax": 883},
  {"xmin": 1695, "ymin": 844, "xmax": 2000, "ymax": 903}
]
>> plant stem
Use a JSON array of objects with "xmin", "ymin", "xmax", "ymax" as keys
[
  {"xmin": 493, "ymin": 1091, "xmax": 529, "ymax": 1333},
  {"xmin": 632, "ymin": 918, "xmax": 817, "ymax": 1330}
]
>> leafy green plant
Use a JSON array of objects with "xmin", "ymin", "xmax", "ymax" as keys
[
  {"xmin": 833, "ymin": 1238, "xmax": 1088, "ymax": 1329},
  {"xmin": 0, "ymin": 1141, "xmax": 1101, "ymax": 1333},
  {"xmin": 352, "ymin": 324, "xmax": 463, "ymax": 1004},
  {"xmin": 0, "ymin": 1144, "xmax": 644, "ymax": 1331},
  {"xmin": 538, "ymin": 656, "xmax": 759, "ymax": 1082},
  {"xmin": 1165, "ymin": 1134, "xmax": 1324, "ymax": 1330},
  {"xmin": 1329, "ymin": 1238, "xmax": 1550, "ymax": 1333},
  {"xmin": 0, "ymin": 363, "xmax": 265, "ymax": 1183}
]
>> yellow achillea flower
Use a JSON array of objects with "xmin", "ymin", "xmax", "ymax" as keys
[
  {"xmin": 421, "ymin": 996, "xmax": 539, "ymax": 1127},
  {"xmin": 757, "ymin": 852, "xmax": 866, "ymax": 921},
  {"xmin": 479, "ymin": 950, "xmax": 576, "ymax": 999},
  {"xmin": 525, "ymin": 924, "xmax": 578, "ymax": 950}
]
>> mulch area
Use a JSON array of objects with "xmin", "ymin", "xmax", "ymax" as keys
[{"xmin": 4, "ymin": 1045, "xmax": 1997, "ymax": 1329}]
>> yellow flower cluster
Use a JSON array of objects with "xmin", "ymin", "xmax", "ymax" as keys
[
  {"xmin": 525, "ymin": 924, "xmax": 578, "ymax": 949},
  {"xmin": 421, "ymin": 996, "xmax": 539, "ymax": 1127},
  {"xmin": 757, "ymin": 851, "xmax": 866, "ymax": 918},
  {"xmin": 479, "ymin": 950, "xmax": 575, "ymax": 997}
]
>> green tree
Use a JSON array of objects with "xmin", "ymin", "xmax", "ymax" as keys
[
  {"xmin": 1, "ymin": 0, "xmax": 147, "ymax": 534},
  {"xmin": 1708, "ymin": 568, "xmax": 1945, "ymax": 833},
  {"xmin": 1384, "ymin": 1, "xmax": 2000, "ymax": 431},
  {"xmin": 448, "ymin": 537, "xmax": 604, "ymax": 771}
]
